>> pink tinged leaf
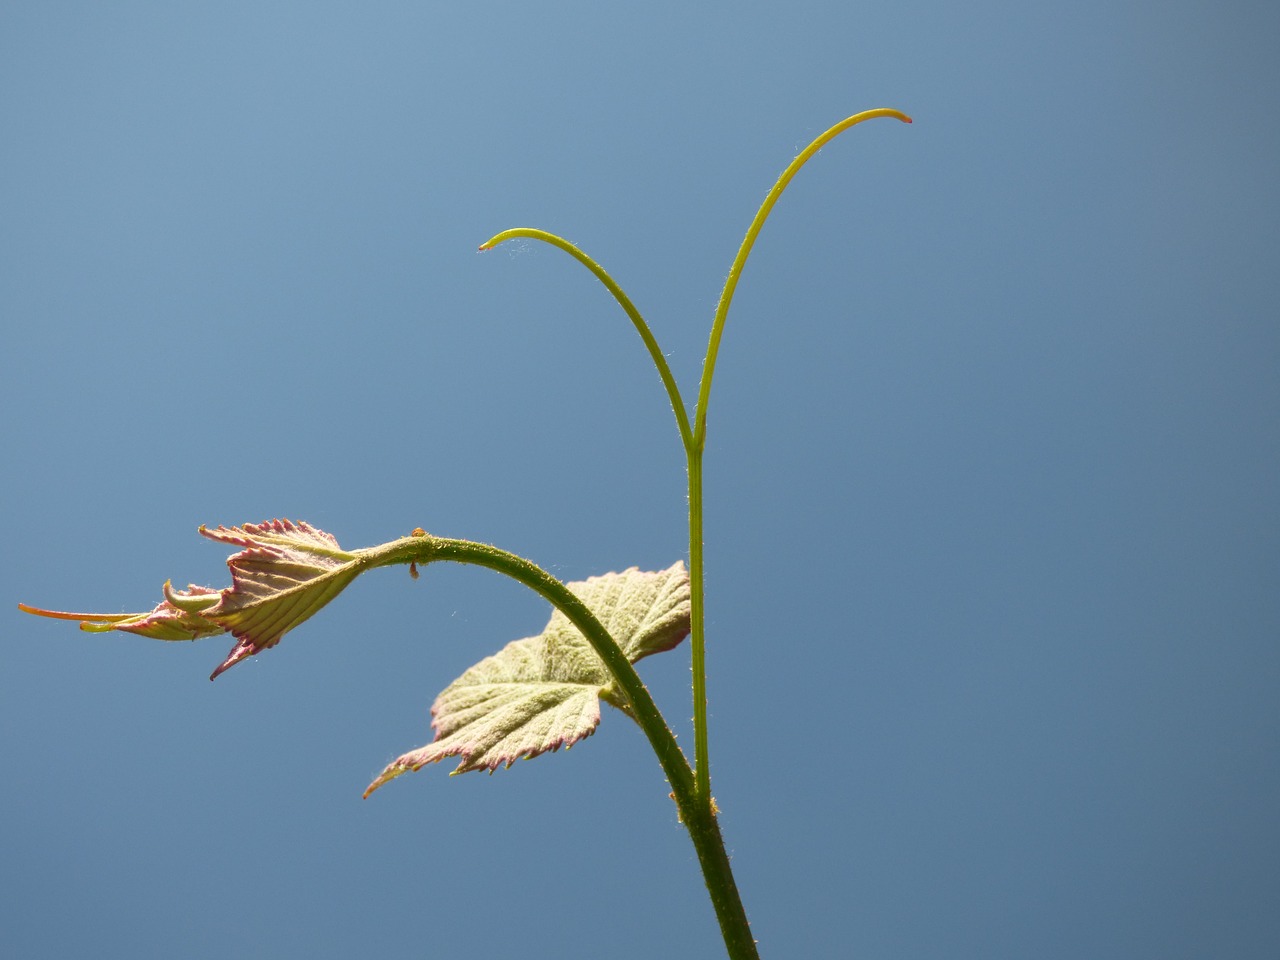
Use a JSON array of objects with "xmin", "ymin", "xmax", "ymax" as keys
[
  {"xmin": 199, "ymin": 519, "xmax": 361, "ymax": 679},
  {"xmin": 18, "ymin": 585, "xmax": 226, "ymax": 641},
  {"xmin": 364, "ymin": 562, "xmax": 690, "ymax": 797},
  {"xmin": 19, "ymin": 519, "xmax": 362, "ymax": 680},
  {"xmin": 363, "ymin": 683, "xmax": 603, "ymax": 796}
]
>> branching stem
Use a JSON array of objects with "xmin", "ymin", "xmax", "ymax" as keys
[
  {"xmin": 478, "ymin": 107, "xmax": 910, "ymax": 959},
  {"xmin": 686, "ymin": 107, "xmax": 911, "ymax": 803}
]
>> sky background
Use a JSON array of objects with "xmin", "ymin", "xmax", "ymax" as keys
[{"xmin": 3, "ymin": 3, "xmax": 1278, "ymax": 958}]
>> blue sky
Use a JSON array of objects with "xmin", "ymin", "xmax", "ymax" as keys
[{"xmin": 3, "ymin": 3, "xmax": 1278, "ymax": 958}]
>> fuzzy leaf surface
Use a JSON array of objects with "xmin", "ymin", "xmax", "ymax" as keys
[{"xmin": 364, "ymin": 561, "xmax": 689, "ymax": 795}]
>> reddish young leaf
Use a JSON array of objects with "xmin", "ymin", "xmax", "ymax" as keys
[
  {"xmin": 199, "ymin": 520, "xmax": 361, "ymax": 678},
  {"xmin": 20, "ymin": 519, "xmax": 362, "ymax": 679},
  {"xmin": 18, "ymin": 584, "xmax": 225, "ymax": 642}
]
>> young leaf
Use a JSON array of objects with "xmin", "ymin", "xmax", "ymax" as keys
[
  {"xmin": 20, "ymin": 519, "xmax": 362, "ymax": 680},
  {"xmin": 18, "ymin": 585, "xmax": 225, "ymax": 642},
  {"xmin": 364, "ymin": 561, "xmax": 689, "ymax": 796},
  {"xmin": 199, "ymin": 520, "xmax": 361, "ymax": 678}
]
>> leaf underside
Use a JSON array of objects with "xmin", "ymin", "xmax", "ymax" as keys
[{"xmin": 364, "ymin": 561, "xmax": 689, "ymax": 796}]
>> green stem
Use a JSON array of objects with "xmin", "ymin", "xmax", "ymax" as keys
[
  {"xmin": 693, "ymin": 108, "xmax": 912, "ymax": 447},
  {"xmin": 479, "ymin": 227, "xmax": 694, "ymax": 450},
  {"xmin": 470, "ymin": 112, "xmax": 910, "ymax": 957},
  {"xmin": 361, "ymin": 533, "xmax": 759, "ymax": 960},
  {"xmin": 684, "ymin": 108, "xmax": 911, "ymax": 807},
  {"xmin": 688, "ymin": 448, "xmax": 711, "ymax": 802}
]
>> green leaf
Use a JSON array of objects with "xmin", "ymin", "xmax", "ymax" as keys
[{"xmin": 364, "ymin": 561, "xmax": 689, "ymax": 796}]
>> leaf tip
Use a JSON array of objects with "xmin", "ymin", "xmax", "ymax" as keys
[
  {"xmin": 209, "ymin": 638, "xmax": 256, "ymax": 681},
  {"xmin": 363, "ymin": 763, "xmax": 407, "ymax": 798},
  {"xmin": 19, "ymin": 602, "xmax": 87, "ymax": 622}
]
